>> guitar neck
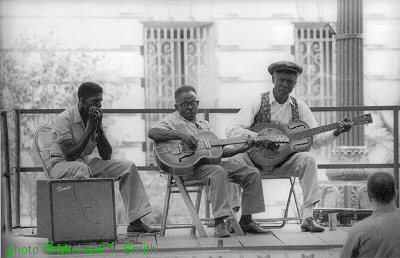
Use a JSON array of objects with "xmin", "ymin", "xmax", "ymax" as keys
[
  {"xmin": 293, "ymin": 122, "xmax": 340, "ymax": 139},
  {"xmin": 208, "ymin": 136, "xmax": 264, "ymax": 147}
]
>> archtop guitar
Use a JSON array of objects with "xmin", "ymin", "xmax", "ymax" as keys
[
  {"xmin": 154, "ymin": 131, "xmax": 289, "ymax": 176},
  {"xmin": 248, "ymin": 113, "xmax": 373, "ymax": 168}
]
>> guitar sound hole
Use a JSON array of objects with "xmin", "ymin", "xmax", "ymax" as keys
[{"xmin": 255, "ymin": 128, "xmax": 287, "ymax": 159}]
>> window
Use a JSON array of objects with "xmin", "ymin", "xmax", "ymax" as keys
[
  {"xmin": 143, "ymin": 22, "xmax": 214, "ymax": 163},
  {"xmin": 293, "ymin": 22, "xmax": 337, "ymax": 156}
]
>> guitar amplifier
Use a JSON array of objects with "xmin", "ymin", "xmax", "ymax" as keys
[{"xmin": 37, "ymin": 178, "xmax": 117, "ymax": 244}]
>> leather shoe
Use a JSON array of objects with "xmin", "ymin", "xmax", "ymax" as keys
[
  {"xmin": 240, "ymin": 221, "xmax": 273, "ymax": 235},
  {"xmin": 127, "ymin": 222, "xmax": 160, "ymax": 234},
  {"xmin": 214, "ymin": 223, "xmax": 231, "ymax": 238},
  {"xmin": 225, "ymin": 220, "xmax": 235, "ymax": 233},
  {"xmin": 301, "ymin": 217, "xmax": 325, "ymax": 232}
]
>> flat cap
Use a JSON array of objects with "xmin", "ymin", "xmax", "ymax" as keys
[{"xmin": 268, "ymin": 61, "xmax": 303, "ymax": 75}]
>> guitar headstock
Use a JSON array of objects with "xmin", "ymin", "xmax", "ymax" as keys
[{"xmin": 353, "ymin": 113, "xmax": 373, "ymax": 126}]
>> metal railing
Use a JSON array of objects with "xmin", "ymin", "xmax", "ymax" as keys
[{"xmin": 1, "ymin": 105, "xmax": 399, "ymax": 232}]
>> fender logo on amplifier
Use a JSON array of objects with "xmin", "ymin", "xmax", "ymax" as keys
[{"xmin": 56, "ymin": 185, "xmax": 72, "ymax": 192}]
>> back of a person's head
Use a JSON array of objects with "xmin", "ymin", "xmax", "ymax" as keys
[
  {"xmin": 367, "ymin": 172, "xmax": 396, "ymax": 204},
  {"xmin": 77, "ymin": 82, "xmax": 103, "ymax": 100}
]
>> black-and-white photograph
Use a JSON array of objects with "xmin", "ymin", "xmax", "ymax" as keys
[{"xmin": 1, "ymin": 0, "xmax": 399, "ymax": 257}]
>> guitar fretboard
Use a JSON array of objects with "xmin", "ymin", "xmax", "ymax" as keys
[
  {"xmin": 293, "ymin": 123, "xmax": 340, "ymax": 139},
  {"xmin": 208, "ymin": 137, "xmax": 260, "ymax": 147}
]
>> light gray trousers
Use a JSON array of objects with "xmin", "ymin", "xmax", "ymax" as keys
[{"xmin": 183, "ymin": 160, "xmax": 266, "ymax": 219}]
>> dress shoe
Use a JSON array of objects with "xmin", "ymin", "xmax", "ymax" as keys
[
  {"xmin": 225, "ymin": 220, "xmax": 235, "ymax": 233},
  {"xmin": 301, "ymin": 217, "xmax": 325, "ymax": 232},
  {"xmin": 240, "ymin": 221, "xmax": 273, "ymax": 235},
  {"xmin": 127, "ymin": 222, "xmax": 160, "ymax": 234},
  {"xmin": 214, "ymin": 223, "xmax": 231, "ymax": 238},
  {"xmin": 207, "ymin": 220, "xmax": 215, "ymax": 228}
]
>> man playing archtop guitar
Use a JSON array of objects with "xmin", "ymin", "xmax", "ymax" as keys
[
  {"xmin": 148, "ymin": 85, "xmax": 274, "ymax": 238},
  {"xmin": 226, "ymin": 61, "xmax": 356, "ymax": 233}
]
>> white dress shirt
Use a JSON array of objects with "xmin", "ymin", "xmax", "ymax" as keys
[{"xmin": 226, "ymin": 91, "xmax": 337, "ymax": 149}]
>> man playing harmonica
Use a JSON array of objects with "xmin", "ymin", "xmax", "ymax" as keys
[{"xmin": 50, "ymin": 82, "xmax": 159, "ymax": 234}]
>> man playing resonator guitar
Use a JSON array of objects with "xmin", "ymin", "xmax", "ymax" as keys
[
  {"xmin": 226, "ymin": 61, "xmax": 354, "ymax": 233},
  {"xmin": 148, "ymin": 85, "xmax": 274, "ymax": 237}
]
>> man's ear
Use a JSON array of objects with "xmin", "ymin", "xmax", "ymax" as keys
[{"xmin": 272, "ymin": 76, "xmax": 275, "ymax": 84}]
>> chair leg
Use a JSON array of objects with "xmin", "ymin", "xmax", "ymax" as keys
[
  {"xmin": 190, "ymin": 185, "xmax": 203, "ymax": 235},
  {"xmin": 291, "ymin": 177, "xmax": 301, "ymax": 217},
  {"xmin": 227, "ymin": 210, "xmax": 244, "ymax": 235},
  {"xmin": 257, "ymin": 177, "xmax": 301, "ymax": 229},
  {"xmin": 173, "ymin": 175, "xmax": 207, "ymax": 237},
  {"xmin": 160, "ymin": 175, "xmax": 173, "ymax": 236},
  {"xmin": 279, "ymin": 177, "xmax": 297, "ymax": 228},
  {"xmin": 204, "ymin": 184, "xmax": 211, "ymax": 219}
]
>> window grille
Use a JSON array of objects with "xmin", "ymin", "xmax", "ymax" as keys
[
  {"xmin": 293, "ymin": 22, "xmax": 337, "ymax": 158},
  {"xmin": 143, "ymin": 23, "xmax": 214, "ymax": 164}
]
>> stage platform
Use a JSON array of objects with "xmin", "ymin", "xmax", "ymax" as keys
[{"xmin": 1, "ymin": 223, "xmax": 348, "ymax": 258}]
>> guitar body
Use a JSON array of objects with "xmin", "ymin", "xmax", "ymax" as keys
[
  {"xmin": 154, "ymin": 131, "xmax": 223, "ymax": 176},
  {"xmin": 249, "ymin": 120, "xmax": 312, "ymax": 167}
]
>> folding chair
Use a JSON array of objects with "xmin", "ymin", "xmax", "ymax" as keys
[
  {"xmin": 255, "ymin": 174, "xmax": 301, "ymax": 228},
  {"xmin": 160, "ymin": 173, "xmax": 243, "ymax": 237},
  {"xmin": 34, "ymin": 126, "xmax": 53, "ymax": 179}
]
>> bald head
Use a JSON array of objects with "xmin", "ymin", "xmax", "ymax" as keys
[{"xmin": 367, "ymin": 172, "xmax": 397, "ymax": 204}]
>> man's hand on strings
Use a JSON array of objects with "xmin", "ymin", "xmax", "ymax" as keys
[
  {"xmin": 180, "ymin": 133, "xmax": 198, "ymax": 151},
  {"xmin": 241, "ymin": 135, "xmax": 257, "ymax": 152}
]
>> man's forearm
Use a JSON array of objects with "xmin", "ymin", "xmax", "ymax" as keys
[
  {"xmin": 148, "ymin": 128, "xmax": 183, "ymax": 142},
  {"xmin": 64, "ymin": 130, "xmax": 93, "ymax": 161},
  {"xmin": 222, "ymin": 145, "xmax": 248, "ymax": 158},
  {"xmin": 226, "ymin": 126, "xmax": 258, "ymax": 139},
  {"xmin": 97, "ymin": 130, "xmax": 112, "ymax": 160}
]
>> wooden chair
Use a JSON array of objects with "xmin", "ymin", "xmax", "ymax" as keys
[
  {"xmin": 34, "ymin": 125, "xmax": 53, "ymax": 179},
  {"xmin": 160, "ymin": 173, "xmax": 243, "ymax": 237}
]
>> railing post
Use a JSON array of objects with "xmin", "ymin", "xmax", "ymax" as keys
[
  {"xmin": 394, "ymin": 106, "xmax": 399, "ymax": 207},
  {"xmin": 203, "ymin": 109, "xmax": 211, "ymax": 219},
  {"xmin": 1, "ymin": 111, "xmax": 13, "ymax": 233},
  {"xmin": 14, "ymin": 109, "xmax": 21, "ymax": 228}
]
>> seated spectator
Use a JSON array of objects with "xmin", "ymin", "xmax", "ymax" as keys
[{"xmin": 340, "ymin": 172, "xmax": 400, "ymax": 257}]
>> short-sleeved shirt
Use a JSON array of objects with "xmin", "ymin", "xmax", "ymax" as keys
[
  {"xmin": 340, "ymin": 208, "xmax": 400, "ymax": 258},
  {"xmin": 50, "ymin": 105, "xmax": 98, "ymax": 164},
  {"xmin": 152, "ymin": 111, "xmax": 212, "ymax": 135}
]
